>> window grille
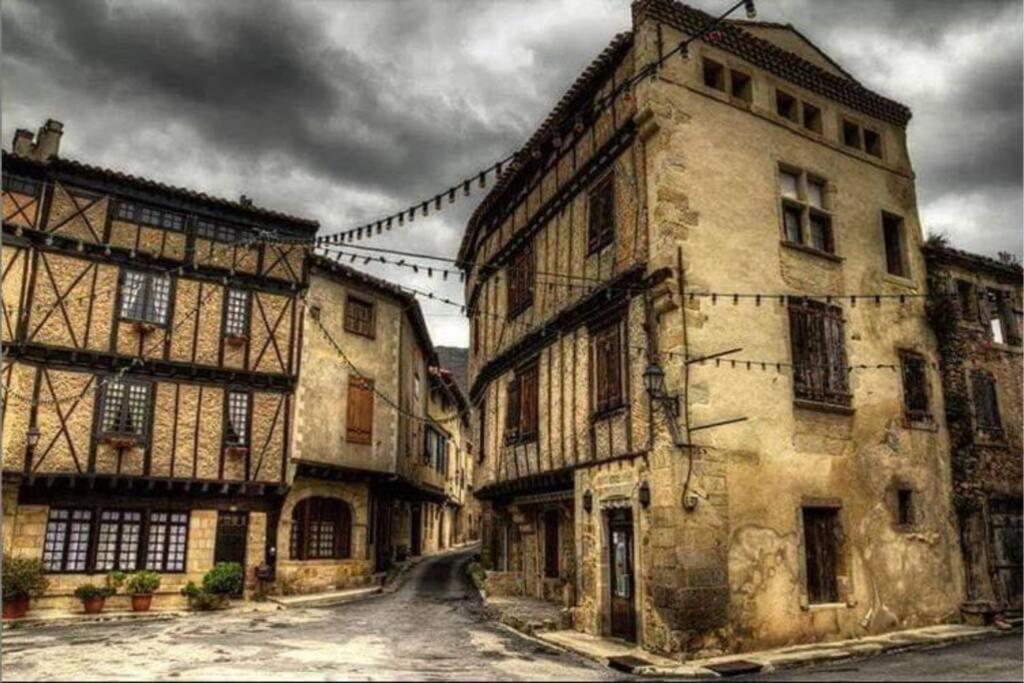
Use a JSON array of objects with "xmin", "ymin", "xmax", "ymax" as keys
[
  {"xmin": 225, "ymin": 391, "xmax": 250, "ymax": 447},
  {"xmin": 146, "ymin": 512, "xmax": 189, "ymax": 572},
  {"xmin": 42, "ymin": 509, "xmax": 93, "ymax": 572},
  {"xmin": 224, "ymin": 289, "xmax": 249, "ymax": 337},
  {"xmin": 788, "ymin": 299, "xmax": 850, "ymax": 406},
  {"xmin": 120, "ymin": 270, "xmax": 171, "ymax": 325},
  {"xmin": 95, "ymin": 510, "xmax": 143, "ymax": 571},
  {"xmin": 344, "ymin": 296, "xmax": 375, "ymax": 338},
  {"xmin": 99, "ymin": 379, "xmax": 152, "ymax": 438}
]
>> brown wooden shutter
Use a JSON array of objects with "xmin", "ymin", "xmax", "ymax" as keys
[
  {"xmin": 521, "ymin": 364, "xmax": 539, "ymax": 439},
  {"xmin": 346, "ymin": 377, "xmax": 374, "ymax": 444},
  {"xmin": 505, "ymin": 375, "xmax": 521, "ymax": 441},
  {"xmin": 593, "ymin": 323, "xmax": 622, "ymax": 414}
]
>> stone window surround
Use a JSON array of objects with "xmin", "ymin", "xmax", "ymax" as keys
[
  {"xmin": 795, "ymin": 497, "xmax": 855, "ymax": 611},
  {"xmin": 775, "ymin": 162, "xmax": 839, "ymax": 260}
]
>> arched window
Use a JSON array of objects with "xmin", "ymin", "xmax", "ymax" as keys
[{"xmin": 289, "ymin": 497, "xmax": 351, "ymax": 560}]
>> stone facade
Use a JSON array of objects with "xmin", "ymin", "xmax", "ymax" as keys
[
  {"xmin": 462, "ymin": 0, "xmax": 965, "ymax": 658},
  {"xmin": 924, "ymin": 245, "xmax": 1023, "ymax": 620}
]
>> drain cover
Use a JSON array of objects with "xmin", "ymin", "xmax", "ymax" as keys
[
  {"xmin": 706, "ymin": 659, "xmax": 764, "ymax": 676},
  {"xmin": 608, "ymin": 655, "xmax": 654, "ymax": 673}
]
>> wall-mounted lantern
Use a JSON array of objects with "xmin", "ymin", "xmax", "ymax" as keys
[
  {"xmin": 583, "ymin": 490, "xmax": 593, "ymax": 514},
  {"xmin": 638, "ymin": 481, "xmax": 651, "ymax": 508},
  {"xmin": 25, "ymin": 426, "xmax": 40, "ymax": 451},
  {"xmin": 642, "ymin": 362, "xmax": 667, "ymax": 400}
]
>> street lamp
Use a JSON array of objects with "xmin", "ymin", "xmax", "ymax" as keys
[
  {"xmin": 642, "ymin": 362, "xmax": 667, "ymax": 400},
  {"xmin": 638, "ymin": 481, "xmax": 651, "ymax": 508},
  {"xmin": 744, "ymin": 0, "xmax": 757, "ymax": 19},
  {"xmin": 25, "ymin": 426, "xmax": 40, "ymax": 450},
  {"xmin": 582, "ymin": 490, "xmax": 593, "ymax": 514}
]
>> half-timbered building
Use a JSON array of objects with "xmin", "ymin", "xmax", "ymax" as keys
[
  {"xmin": 2, "ymin": 121, "xmax": 313, "ymax": 609},
  {"xmin": 461, "ymin": 0, "xmax": 964, "ymax": 657}
]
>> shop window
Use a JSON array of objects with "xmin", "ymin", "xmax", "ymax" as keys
[
  {"xmin": 95, "ymin": 510, "xmax": 143, "ymax": 571},
  {"xmin": 290, "ymin": 497, "xmax": 352, "ymax": 560},
  {"xmin": 803, "ymin": 507, "xmax": 842, "ymax": 604},
  {"xmin": 789, "ymin": 299, "xmax": 850, "ymax": 407},
  {"xmin": 145, "ymin": 512, "xmax": 188, "ymax": 572},
  {"xmin": 42, "ymin": 509, "xmax": 93, "ymax": 572}
]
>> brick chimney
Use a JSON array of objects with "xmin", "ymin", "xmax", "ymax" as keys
[{"xmin": 10, "ymin": 119, "xmax": 64, "ymax": 161}]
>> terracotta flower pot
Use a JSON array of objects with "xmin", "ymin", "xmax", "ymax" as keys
[
  {"xmin": 82, "ymin": 597, "xmax": 106, "ymax": 615},
  {"xmin": 2, "ymin": 596, "xmax": 30, "ymax": 620},
  {"xmin": 131, "ymin": 594, "xmax": 153, "ymax": 612}
]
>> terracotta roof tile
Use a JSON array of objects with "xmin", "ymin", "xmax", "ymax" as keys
[
  {"xmin": 3, "ymin": 150, "xmax": 319, "ymax": 231},
  {"xmin": 636, "ymin": 0, "xmax": 910, "ymax": 125}
]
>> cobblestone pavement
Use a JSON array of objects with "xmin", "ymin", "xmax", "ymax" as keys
[{"xmin": 1, "ymin": 548, "xmax": 621, "ymax": 681}]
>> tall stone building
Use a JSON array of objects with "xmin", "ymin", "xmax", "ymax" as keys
[
  {"xmin": 461, "ymin": 0, "xmax": 963, "ymax": 656},
  {"xmin": 2, "ymin": 121, "xmax": 313, "ymax": 608},
  {"xmin": 923, "ymin": 244, "xmax": 1022, "ymax": 621}
]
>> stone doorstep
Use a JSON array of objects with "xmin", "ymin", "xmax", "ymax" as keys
[{"xmin": 269, "ymin": 585, "xmax": 382, "ymax": 609}]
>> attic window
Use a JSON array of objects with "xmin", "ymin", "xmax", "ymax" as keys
[
  {"xmin": 730, "ymin": 70, "xmax": 752, "ymax": 103},
  {"xmin": 842, "ymin": 120, "xmax": 862, "ymax": 149},
  {"xmin": 802, "ymin": 102, "xmax": 822, "ymax": 133},
  {"xmin": 776, "ymin": 90, "xmax": 798, "ymax": 122},
  {"xmin": 863, "ymin": 129, "xmax": 883, "ymax": 158},
  {"xmin": 702, "ymin": 59, "xmax": 726, "ymax": 91}
]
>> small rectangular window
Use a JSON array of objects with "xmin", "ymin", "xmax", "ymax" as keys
[
  {"xmin": 802, "ymin": 102, "xmax": 822, "ymax": 133},
  {"xmin": 120, "ymin": 270, "xmax": 171, "ymax": 325},
  {"xmin": 592, "ymin": 320, "xmax": 623, "ymax": 415},
  {"xmin": 782, "ymin": 202, "xmax": 803, "ymax": 245},
  {"xmin": 730, "ymin": 70, "xmax": 752, "ymax": 102},
  {"xmin": 842, "ymin": 120, "xmax": 862, "ymax": 149},
  {"xmin": 808, "ymin": 212, "xmax": 833, "ymax": 253},
  {"xmin": 956, "ymin": 280, "xmax": 977, "ymax": 321},
  {"xmin": 900, "ymin": 352, "xmax": 930, "ymax": 420},
  {"xmin": 778, "ymin": 171, "xmax": 800, "ymax": 199},
  {"xmin": 897, "ymin": 490, "xmax": 914, "ymax": 526},
  {"xmin": 120, "ymin": 203, "xmax": 186, "ymax": 231},
  {"xmin": 196, "ymin": 219, "xmax": 239, "ymax": 243},
  {"xmin": 882, "ymin": 213, "xmax": 906, "ymax": 277},
  {"xmin": 344, "ymin": 296, "xmax": 376, "ymax": 338},
  {"xmin": 985, "ymin": 289, "xmax": 1021, "ymax": 345},
  {"xmin": 224, "ymin": 289, "xmax": 249, "ymax": 338},
  {"xmin": 776, "ymin": 90, "xmax": 798, "ymax": 122},
  {"xmin": 99, "ymin": 378, "xmax": 152, "ymax": 439},
  {"xmin": 507, "ymin": 246, "xmax": 534, "ymax": 318},
  {"xmin": 971, "ymin": 371, "xmax": 1003, "ymax": 440},
  {"xmin": 806, "ymin": 179, "xmax": 826, "ymax": 209},
  {"xmin": 146, "ymin": 511, "xmax": 189, "ymax": 572},
  {"xmin": 587, "ymin": 175, "xmax": 615, "ymax": 254},
  {"xmin": 2, "ymin": 174, "xmax": 40, "ymax": 196},
  {"xmin": 346, "ymin": 376, "xmax": 375, "ymax": 444},
  {"xmin": 863, "ymin": 129, "xmax": 883, "ymax": 158},
  {"xmin": 225, "ymin": 391, "xmax": 250, "ymax": 448},
  {"xmin": 702, "ymin": 59, "xmax": 725, "ymax": 91},
  {"xmin": 803, "ymin": 507, "xmax": 841, "ymax": 604}
]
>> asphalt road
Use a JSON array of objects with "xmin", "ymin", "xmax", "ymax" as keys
[
  {"xmin": 1, "ymin": 547, "xmax": 620, "ymax": 681},
  {"xmin": 743, "ymin": 632, "xmax": 1023, "ymax": 682}
]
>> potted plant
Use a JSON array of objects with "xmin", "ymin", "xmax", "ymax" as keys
[
  {"xmin": 224, "ymin": 333, "xmax": 248, "ymax": 348},
  {"xmin": 125, "ymin": 570, "xmax": 161, "ymax": 612},
  {"xmin": 2, "ymin": 558, "xmax": 49, "ymax": 619},
  {"xmin": 73, "ymin": 584, "xmax": 113, "ymax": 615}
]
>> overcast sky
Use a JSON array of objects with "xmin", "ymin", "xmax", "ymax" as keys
[{"xmin": 4, "ymin": 0, "xmax": 1021, "ymax": 347}]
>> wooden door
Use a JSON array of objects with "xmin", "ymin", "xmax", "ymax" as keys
[
  {"xmin": 608, "ymin": 509, "xmax": 636, "ymax": 642},
  {"xmin": 214, "ymin": 511, "xmax": 249, "ymax": 597},
  {"xmin": 374, "ymin": 496, "xmax": 393, "ymax": 572},
  {"xmin": 411, "ymin": 505, "xmax": 423, "ymax": 556},
  {"xmin": 990, "ymin": 499, "xmax": 1023, "ymax": 612}
]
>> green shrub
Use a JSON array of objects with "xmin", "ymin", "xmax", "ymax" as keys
[
  {"xmin": 180, "ymin": 581, "xmax": 227, "ymax": 611},
  {"xmin": 106, "ymin": 571, "xmax": 126, "ymax": 594},
  {"xmin": 125, "ymin": 570, "xmax": 162, "ymax": 595},
  {"xmin": 466, "ymin": 562, "xmax": 486, "ymax": 590},
  {"xmin": 2, "ymin": 558, "xmax": 49, "ymax": 600},
  {"xmin": 202, "ymin": 562, "xmax": 243, "ymax": 596},
  {"xmin": 73, "ymin": 583, "xmax": 112, "ymax": 602}
]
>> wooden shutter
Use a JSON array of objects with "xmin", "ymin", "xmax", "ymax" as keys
[
  {"xmin": 520, "ymin": 364, "xmax": 539, "ymax": 439},
  {"xmin": 593, "ymin": 323, "xmax": 622, "ymax": 414},
  {"xmin": 971, "ymin": 372, "xmax": 1003, "ymax": 436},
  {"xmin": 478, "ymin": 398, "xmax": 487, "ymax": 463},
  {"xmin": 544, "ymin": 509, "xmax": 560, "ymax": 578},
  {"xmin": 345, "ymin": 297, "xmax": 375, "ymax": 338},
  {"xmin": 507, "ymin": 246, "xmax": 534, "ymax": 317},
  {"xmin": 900, "ymin": 353, "xmax": 930, "ymax": 419},
  {"xmin": 588, "ymin": 175, "xmax": 615, "ymax": 253},
  {"xmin": 505, "ymin": 375, "xmax": 521, "ymax": 441},
  {"xmin": 998, "ymin": 293, "xmax": 1022, "ymax": 346},
  {"xmin": 346, "ymin": 377, "xmax": 374, "ymax": 444},
  {"xmin": 803, "ymin": 508, "xmax": 840, "ymax": 604},
  {"xmin": 789, "ymin": 299, "xmax": 849, "ymax": 406}
]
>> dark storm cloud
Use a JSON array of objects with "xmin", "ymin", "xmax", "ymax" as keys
[{"xmin": 3, "ymin": 0, "xmax": 1021, "ymax": 342}]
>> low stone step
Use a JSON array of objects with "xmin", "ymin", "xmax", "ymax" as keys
[{"xmin": 270, "ymin": 586, "xmax": 381, "ymax": 609}]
